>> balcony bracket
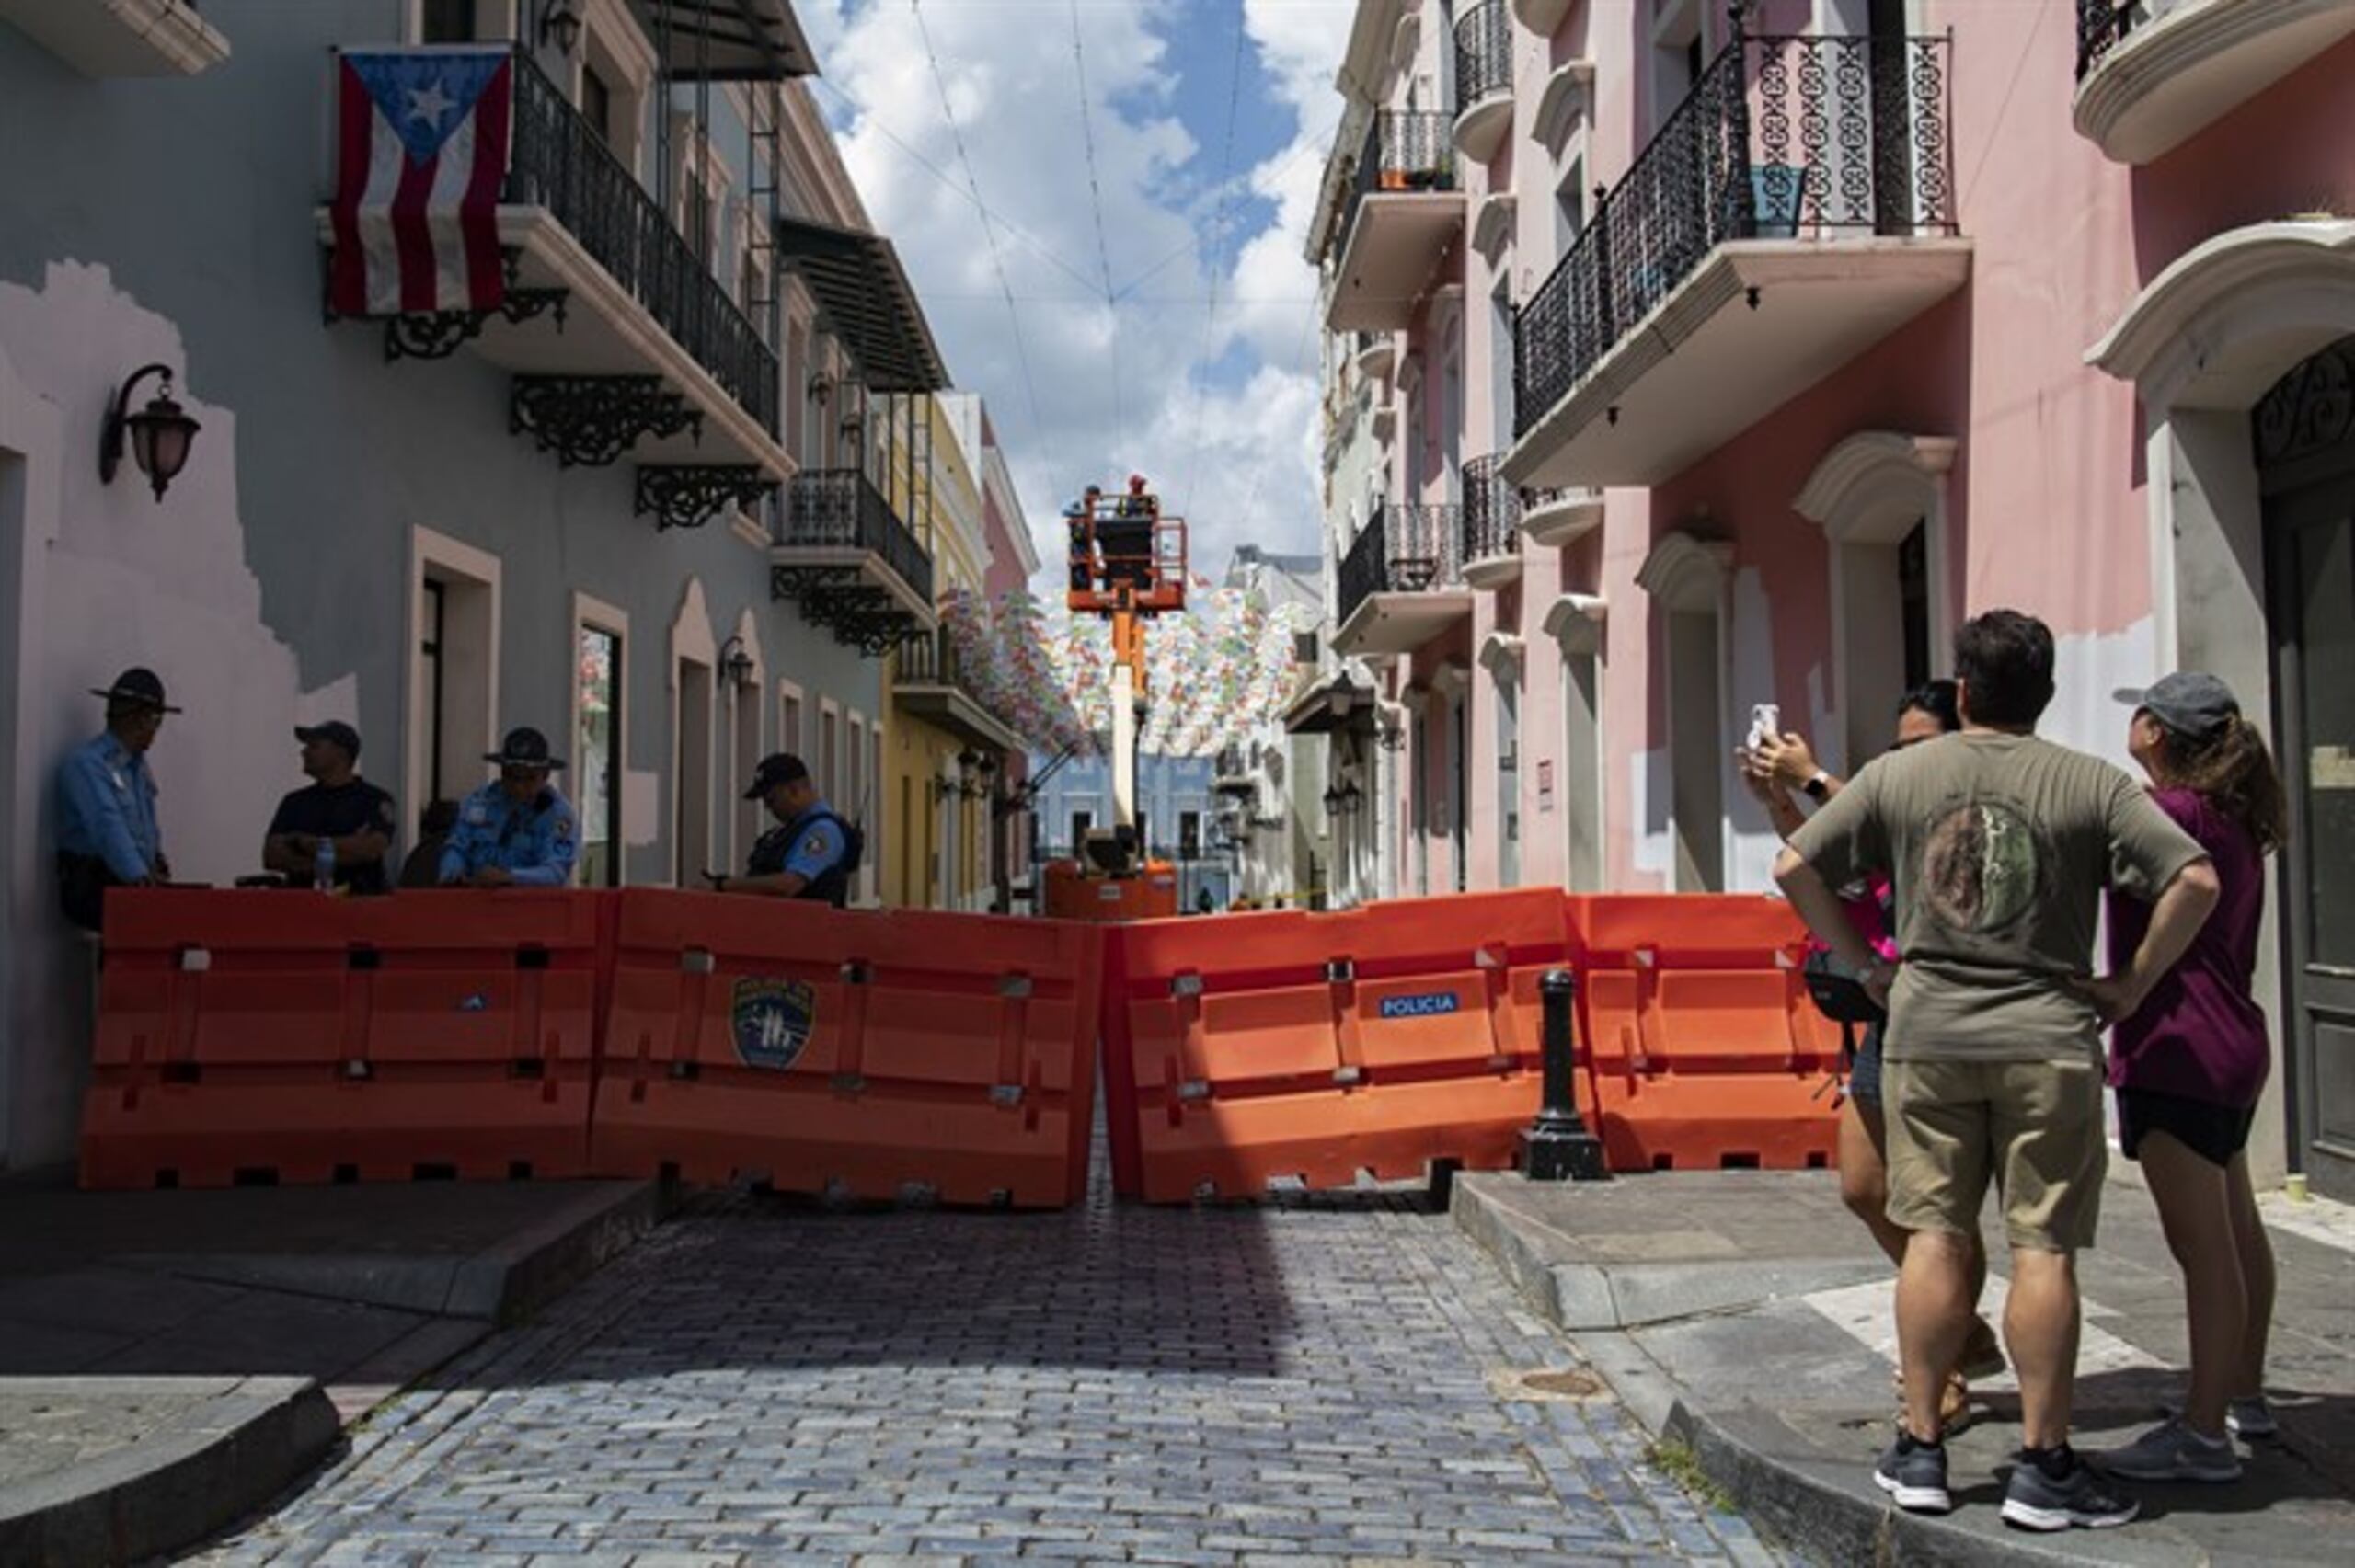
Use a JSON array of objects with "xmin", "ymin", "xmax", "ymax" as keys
[
  {"xmin": 382, "ymin": 287, "xmax": 569, "ymax": 363},
  {"xmin": 635, "ymin": 465, "xmax": 778, "ymax": 531},
  {"xmin": 806, "ymin": 585, "xmax": 924, "ymax": 656},
  {"xmin": 510, "ymin": 374, "xmax": 702, "ymax": 468}
]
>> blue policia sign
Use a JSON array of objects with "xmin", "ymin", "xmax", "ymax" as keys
[{"xmin": 1377, "ymin": 991, "xmax": 1462, "ymax": 1021}]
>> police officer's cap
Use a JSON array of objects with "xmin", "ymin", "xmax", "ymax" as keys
[
  {"xmin": 744, "ymin": 752, "xmax": 810, "ymax": 799},
  {"xmin": 90, "ymin": 667, "xmax": 182, "ymax": 714},
  {"xmin": 295, "ymin": 720, "xmax": 362, "ymax": 760},
  {"xmin": 486, "ymin": 727, "xmax": 566, "ymax": 771}
]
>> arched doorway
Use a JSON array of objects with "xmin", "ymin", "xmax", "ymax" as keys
[{"xmin": 2260, "ymin": 337, "xmax": 2355, "ymax": 1200}]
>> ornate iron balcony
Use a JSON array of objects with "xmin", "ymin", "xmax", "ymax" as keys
[
  {"xmin": 1337, "ymin": 110, "xmax": 1457, "ymax": 260},
  {"xmin": 505, "ymin": 51, "xmax": 778, "ymax": 437},
  {"xmin": 2075, "ymin": 1, "xmax": 2141, "ymax": 81},
  {"xmin": 1336, "ymin": 502, "xmax": 1464, "ymax": 629},
  {"xmin": 1462, "ymin": 456, "xmax": 1523, "ymax": 564},
  {"xmin": 1455, "ymin": 1, "xmax": 1512, "ymax": 116},
  {"xmin": 1513, "ymin": 30, "xmax": 1956, "ymax": 441},
  {"xmin": 780, "ymin": 468, "xmax": 935, "ymax": 605}
]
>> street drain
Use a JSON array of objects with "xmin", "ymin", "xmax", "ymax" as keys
[{"xmin": 1488, "ymin": 1366, "xmax": 1607, "ymax": 1401}]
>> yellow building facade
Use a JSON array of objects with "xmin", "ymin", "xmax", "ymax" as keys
[{"xmin": 878, "ymin": 395, "xmax": 1016, "ymax": 910}]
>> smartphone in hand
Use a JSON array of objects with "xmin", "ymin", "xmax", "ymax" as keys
[{"xmin": 1745, "ymin": 703, "xmax": 1781, "ymax": 758}]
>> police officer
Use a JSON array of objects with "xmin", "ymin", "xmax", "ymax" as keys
[
  {"xmin": 438, "ymin": 727, "xmax": 579, "ymax": 887},
  {"xmin": 710, "ymin": 752, "xmax": 857, "ymax": 906},
  {"xmin": 261, "ymin": 721, "xmax": 397, "ymax": 893},
  {"xmin": 56, "ymin": 668, "xmax": 178, "ymax": 930}
]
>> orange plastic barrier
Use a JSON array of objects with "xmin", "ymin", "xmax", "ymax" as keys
[
  {"xmin": 590, "ymin": 891, "xmax": 1100, "ymax": 1207},
  {"xmin": 1099, "ymin": 888, "xmax": 1581, "ymax": 1201},
  {"xmin": 81, "ymin": 888, "xmax": 604, "ymax": 1188},
  {"xmin": 1569, "ymin": 895, "xmax": 1844, "ymax": 1172},
  {"xmin": 1039, "ymin": 859, "xmax": 1179, "ymax": 922}
]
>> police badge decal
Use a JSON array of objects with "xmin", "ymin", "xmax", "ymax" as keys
[{"xmin": 730, "ymin": 977, "xmax": 818, "ymax": 1071}]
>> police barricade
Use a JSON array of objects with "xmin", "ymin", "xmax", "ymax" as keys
[
  {"xmin": 1099, "ymin": 888, "xmax": 1581, "ymax": 1202},
  {"xmin": 589, "ymin": 891, "xmax": 1100, "ymax": 1207},
  {"xmin": 81, "ymin": 887, "xmax": 603, "ymax": 1188},
  {"xmin": 1570, "ymin": 895, "xmax": 1844, "ymax": 1172}
]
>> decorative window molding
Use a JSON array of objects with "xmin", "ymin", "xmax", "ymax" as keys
[
  {"xmin": 1534, "ymin": 58, "xmax": 1596, "ymax": 155},
  {"xmin": 1541, "ymin": 591, "xmax": 1607, "ymax": 657},
  {"xmin": 2087, "ymin": 219, "xmax": 2355, "ymax": 413},
  {"xmin": 1635, "ymin": 529, "xmax": 1731, "ymax": 613},
  {"xmin": 1792, "ymin": 431, "xmax": 1958, "ymax": 544}
]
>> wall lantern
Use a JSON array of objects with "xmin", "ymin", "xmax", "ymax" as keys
[
  {"xmin": 718, "ymin": 635, "xmax": 755, "ymax": 690},
  {"xmin": 808, "ymin": 370, "xmax": 834, "ymax": 406},
  {"xmin": 98, "ymin": 363, "xmax": 200, "ymax": 502},
  {"xmin": 538, "ymin": 0, "xmax": 584, "ymax": 55},
  {"xmin": 1327, "ymin": 669, "xmax": 1361, "ymax": 719}
]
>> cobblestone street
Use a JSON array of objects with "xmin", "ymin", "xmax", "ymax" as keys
[{"xmin": 202, "ymin": 1185, "xmax": 1781, "ymax": 1567}]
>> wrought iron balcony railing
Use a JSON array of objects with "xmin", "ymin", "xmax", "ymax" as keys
[
  {"xmin": 1462, "ymin": 456, "xmax": 1523, "ymax": 564},
  {"xmin": 1513, "ymin": 30, "xmax": 1955, "ymax": 441},
  {"xmin": 1455, "ymin": 1, "xmax": 1513, "ymax": 116},
  {"xmin": 780, "ymin": 469, "xmax": 935, "ymax": 605},
  {"xmin": 506, "ymin": 50, "xmax": 779, "ymax": 437},
  {"xmin": 1336, "ymin": 111, "xmax": 1457, "ymax": 261},
  {"xmin": 1336, "ymin": 502, "xmax": 1464, "ymax": 629},
  {"xmin": 2075, "ymin": 0, "xmax": 2144, "ymax": 81}
]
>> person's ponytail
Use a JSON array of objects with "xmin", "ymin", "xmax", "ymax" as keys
[{"xmin": 2163, "ymin": 715, "xmax": 2287, "ymax": 856}]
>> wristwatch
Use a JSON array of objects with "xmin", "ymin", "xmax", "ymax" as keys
[{"xmin": 1802, "ymin": 771, "xmax": 1832, "ymax": 802}]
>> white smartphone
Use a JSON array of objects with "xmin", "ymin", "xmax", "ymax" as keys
[{"xmin": 1745, "ymin": 703, "xmax": 1780, "ymax": 756}]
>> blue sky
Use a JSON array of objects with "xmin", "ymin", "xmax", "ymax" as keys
[{"xmin": 796, "ymin": 1, "xmax": 1356, "ymax": 579}]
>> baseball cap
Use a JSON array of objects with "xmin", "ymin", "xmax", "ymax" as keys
[
  {"xmin": 295, "ymin": 720, "xmax": 362, "ymax": 759},
  {"xmin": 2124, "ymin": 671, "xmax": 2240, "ymax": 742},
  {"xmin": 744, "ymin": 752, "xmax": 810, "ymax": 799}
]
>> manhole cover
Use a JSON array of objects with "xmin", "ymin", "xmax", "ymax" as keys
[{"xmin": 1489, "ymin": 1367, "xmax": 1606, "ymax": 1401}]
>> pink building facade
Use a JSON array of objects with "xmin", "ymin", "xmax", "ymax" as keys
[{"xmin": 1307, "ymin": 0, "xmax": 2355, "ymax": 1191}]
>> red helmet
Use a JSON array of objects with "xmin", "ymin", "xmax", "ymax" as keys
[{"xmin": 1127, "ymin": 474, "xmax": 1147, "ymax": 493}]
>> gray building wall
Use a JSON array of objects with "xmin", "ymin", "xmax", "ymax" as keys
[{"xmin": 0, "ymin": 5, "xmax": 888, "ymax": 1171}]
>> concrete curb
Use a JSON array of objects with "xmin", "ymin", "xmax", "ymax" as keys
[
  {"xmin": 1663, "ymin": 1400, "xmax": 2120, "ymax": 1568},
  {"xmin": 0, "ymin": 1376, "xmax": 339, "ymax": 1568},
  {"xmin": 448, "ymin": 1179, "xmax": 668, "ymax": 1324}
]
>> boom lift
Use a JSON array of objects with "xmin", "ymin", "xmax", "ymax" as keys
[{"xmin": 1040, "ymin": 475, "xmax": 1188, "ymax": 921}]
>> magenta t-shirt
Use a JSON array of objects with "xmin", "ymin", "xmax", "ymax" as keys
[{"xmin": 2105, "ymin": 787, "xmax": 2269, "ymax": 1106}]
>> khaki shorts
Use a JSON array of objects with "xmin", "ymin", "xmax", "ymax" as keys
[{"xmin": 1882, "ymin": 1057, "xmax": 2107, "ymax": 1253}]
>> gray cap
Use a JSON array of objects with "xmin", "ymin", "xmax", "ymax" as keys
[{"xmin": 2130, "ymin": 671, "xmax": 2240, "ymax": 742}]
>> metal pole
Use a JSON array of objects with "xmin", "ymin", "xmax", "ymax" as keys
[{"xmin": 1521, "ymin": 969, "xmax": 1608, "ymax": 1181}]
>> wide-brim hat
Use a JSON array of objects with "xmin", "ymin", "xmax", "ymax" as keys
[
  {"xmin": 485, "ymin": 726, "xmax": 565, "ymax": 771},
  {"xmin": 90, "ymin": 667, "xmax": 182, "ymax": 714}
]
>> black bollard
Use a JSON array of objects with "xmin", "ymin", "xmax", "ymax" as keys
[{"xmin": 1521, "ymin": 967, "xmax": 1609, "ymax": 1181}]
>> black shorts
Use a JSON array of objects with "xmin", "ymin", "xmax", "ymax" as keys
[{"xmin": 2116, "ymin": 1087, "xmax": 2258, "ymax": 1168}]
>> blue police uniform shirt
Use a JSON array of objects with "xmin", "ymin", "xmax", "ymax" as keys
[
  {"xmin": 437, "ymin": 781, "xmax": 579, "ymax": 886},
  {"xmin": 58, "ymin": 732, "xmax": 161, "ymax": 882},
  {"xmin": 779, "ymin": 801, "xmax": 848, "ymax": 883}
]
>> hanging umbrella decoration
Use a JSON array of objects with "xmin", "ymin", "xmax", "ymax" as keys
[{"xmin": 1031, "ymin": 586, "xmax": 1317, "ymax": 759}]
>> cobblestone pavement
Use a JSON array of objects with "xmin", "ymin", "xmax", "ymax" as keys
[{"xmin": 201, "ymin": 1185, "xmax": 1785, "ymax": 1567}]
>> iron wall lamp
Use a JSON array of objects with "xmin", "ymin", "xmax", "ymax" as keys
[
  {"xmin": 718, "ymin": 635, "xmax": 755, "ymax": 690},
  {"xmin": 539, "ymin": 0, "xmax": 583, "ymax": 55},
  {"xmin": 98, "ymin": 363, "xmax": 200, "ymax": 502}
]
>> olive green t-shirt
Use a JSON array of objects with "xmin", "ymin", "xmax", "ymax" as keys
[{"xmin": 1788, "ymin": 731, "xmax": 2205, "ymax": 1063}]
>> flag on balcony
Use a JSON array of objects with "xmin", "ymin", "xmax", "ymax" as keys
[{"xmin": 329, "ymin": 49, "xmax": 513, "ymax": 318}]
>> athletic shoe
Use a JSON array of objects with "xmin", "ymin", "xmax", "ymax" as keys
[
  {"xmin": 2228, "ymin": 1396, "xmax": 2279, "ymax": 1440},
  {"xmin": 2094, "ymin": 1417, "xmax": 2243, "ymax": 1482},
  {"xmin": 2161, "ymin": 1395, "xmax": 2280, "ymax": 1440},
  {"xmin": 1874, "ymin": 1427, "xmax": 1951, "ymax": 1514},
  {"xmin": 2002, "ymin": 1451, "xmax": 2140, "ymax": 1531}
]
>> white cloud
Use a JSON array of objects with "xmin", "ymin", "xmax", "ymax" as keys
[{"xmin": 801, "ymin": 0, "xmax": 1351, "ymax": 583}]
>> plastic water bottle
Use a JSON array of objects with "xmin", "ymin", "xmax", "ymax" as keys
[{"xmin": 314, "ymin": 836, "xmax": 336, "ymax": 893}]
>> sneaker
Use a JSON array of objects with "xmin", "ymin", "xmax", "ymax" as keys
[
  {"xmin": 2228, "ymin": 1396, "xmax": 2279, "ymax": 1440},
  {"xmin": 2002, "ymin": 1450, "xmax": 2140, "ymax": 1531},
  {"xmin": 1874, "ymin": 1427, "xmax": 1951, "ymax": 1514},
  {"xmin": 2095, "ymin": 1417, "xmax": 2243, "ymax": 1482},
  {"xmin": 2160, "ymin": 1395, "xmax": 2280, "ymax": 1440}
]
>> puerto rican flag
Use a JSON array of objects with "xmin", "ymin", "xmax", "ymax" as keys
[{"xmin": 329, "ymin": 50, "xmax": 512, "ymax": 318}]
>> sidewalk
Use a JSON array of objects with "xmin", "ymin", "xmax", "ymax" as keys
[
  {"xmin": 0, "ymin": 1176, "xmax": 662, "ymax": 1566},
  {"xmin": 1454, "ymin": 1163, "xmax": 2355, "ymax": 1566}
]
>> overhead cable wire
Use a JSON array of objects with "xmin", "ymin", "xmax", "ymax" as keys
[
  {"xmin": 911, "ymin": 0, "xmax": 1044, "ymax": 437},
  {"xmin": 1068, "ymin": 0, "xmax": 1124, "ymax": 452}
]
